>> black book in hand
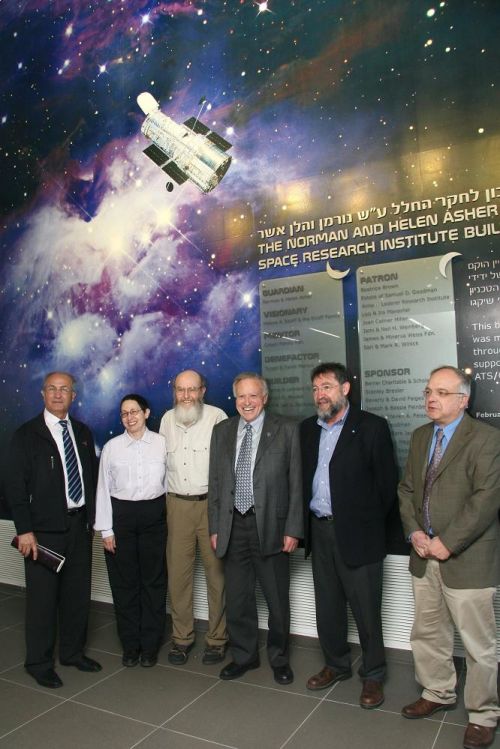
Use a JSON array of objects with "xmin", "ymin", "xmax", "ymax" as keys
[{"xmin": 11, "ymin": 536, "xmax": 66, "ymax": 573}]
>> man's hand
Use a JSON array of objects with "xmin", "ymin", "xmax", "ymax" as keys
[
  {"xmin": 17, "ymin": 532, "xmax": 37, "ymax": 559},
  {"xmin": 282, "ymin": 536, "xmax": 298, "ymax": 553},
  {"xmin": 428, "ymin": 536, "xmax": 451, "ymax": 560},
  {"xmin": 410, "ymin": 530, "xmax": 431, "ymax": 558},
  {"xmin": 210, "ymin": 533, "xmax": 218, "ymax": 552},
  {"xmin": 102, "ymin": 535, "xmax": 116, "ymax": 553}
]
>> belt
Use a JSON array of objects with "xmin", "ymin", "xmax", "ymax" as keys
[
  {"xmin": 312, "ymin": 513, "xmax": 333, "ymax": 521},
  {"xmin": 67, "ymin": 505, "xmax": 86, "ymax": 515},
  {"xmin": 169, "ymin": 492, "xmax": 207, "ymax": 501},
  {"xmin": 234, "ymin": 506, "xmax": 255, "ymax": 517}
]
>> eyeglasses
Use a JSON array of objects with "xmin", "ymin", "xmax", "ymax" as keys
[
  {"xmin": 120, "ymin": 408, "xmax": 143, "ymax": 419},
  {"xmin": 312, "ymin": 384, "xmax": 339, "ymax": 395},
  {"xmin": 44, "ymin": 386, "xmax": 73, "ymax": 394},
  {"xmin": 175, "ymin": 386, "xmax": 202, "ymax": 395},
  {"xmin": 423, "ymin": 389, "xmax": 467, "ymax": 398}
]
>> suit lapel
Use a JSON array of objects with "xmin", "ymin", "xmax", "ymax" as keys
[
  {"xmin": 228, "ymin": 417, "xmax": 240, "ymax": 477},
  {"xmin": 330, "ymin": 407, "xmax": 360, "ymax": 461},
  {"xmin": 433, "ymin": 414, "xmax": 472, "ymax": 480},
  {"xmin": 255, "ymin": 413, "xmax": 279, "ymax": 467}
]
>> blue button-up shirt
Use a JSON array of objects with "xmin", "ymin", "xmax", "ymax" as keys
[{"xmin": 310, "ymin": 406, "xmax": 349, "ymax": 518}]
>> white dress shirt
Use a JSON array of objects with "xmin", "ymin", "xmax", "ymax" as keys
[
  {"xmin": 94, "ymin": 428, "xmax": 168, "ymax": 537},
  {"xmin": 44, "ymin": 408, "xmax": 85, "ymax": 508}
]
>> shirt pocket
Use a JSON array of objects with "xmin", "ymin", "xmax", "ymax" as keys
[
  {"xmin": 191, "ymin": 442, "xmax": 210, "ymax": 479},
  {"xmin": 110, "ymin": 461, "xmax": 132, "ymax": 492}
]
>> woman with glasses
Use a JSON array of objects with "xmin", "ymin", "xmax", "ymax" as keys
[{"xmin": 95, "ymin": 394, "xmax": 167, "ymax": 667}]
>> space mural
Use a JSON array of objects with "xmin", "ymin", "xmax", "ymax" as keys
[{"xmin": 0, "ymin": 0, "xmax": 499, "ymax": 509}]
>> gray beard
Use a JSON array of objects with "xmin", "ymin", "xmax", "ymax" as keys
[
  {"xmin": 316, "ymin": 398, "xmax": 347, "ymax": 422},
  {"xmin": 175, "ymin": 401, "xmax": 203, "ymax": 426}
]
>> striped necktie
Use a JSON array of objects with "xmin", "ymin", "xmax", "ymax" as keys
[
  {"xmin": 235, "ymin": 423, "xmax": 254, "ymax": 514},
  {"xmin": 59, "ymin": 420, "xmax": 83, "ymax": 504}
]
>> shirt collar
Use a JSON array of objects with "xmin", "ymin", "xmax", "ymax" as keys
[
  {"xmin": 239, "ymin": 410, "xmax": 265, "ymax": 433},
  {"xmin": 434, "ymin": 412, "xmax": 464, "ymax": 440},
  {"xmin": 123, "ymin": 427, "xmax": 153, "ymax": 445},
  {"xmin": 44, "ymin": 408, "xmax": 69, "ymax": 426}
]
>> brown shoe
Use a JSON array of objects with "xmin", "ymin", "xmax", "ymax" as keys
[
  {"xmin": 463, "ymin": 723, "xmax": 496, "ymax": 749},
  {"xmin": 306, "ymin": 665, "xmax": 352, "ymax": 691},
  {"xmin": 360, "ymin": 679, "xmax": 384, "ymax": 709},
  {"xmin": 402, "ymin": 697, "xmax": 457, "ymax": 719}
]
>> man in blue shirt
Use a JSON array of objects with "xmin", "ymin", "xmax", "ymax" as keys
[
  {"xmin": 399, "ymin": 366, "xmax": 500, "ymax": 749},
  {"xmin": 300, "ymin": 363, "xmax": 398, "ymax": 709}
]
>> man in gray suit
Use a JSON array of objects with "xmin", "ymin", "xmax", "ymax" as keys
[
  {"xmin": 208, "ymin": 372, "xmax": 303, "ymax": 685},
  {"xmin": 399, "ymin": 366, "xmax": 500, "ymax": 749}
]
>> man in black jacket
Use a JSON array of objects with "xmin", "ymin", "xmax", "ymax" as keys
[
  {"xmin": 300, "ymin": 363, "xmax": 397, "ymax": 709},
  {"xmin": 6, "ymin": 371, "xmax": 101, "ymax": 688}
]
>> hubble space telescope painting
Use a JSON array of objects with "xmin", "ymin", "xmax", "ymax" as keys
[{"xmin": 0, "ymin": 0, "xmax": 499, "ymax": 486}]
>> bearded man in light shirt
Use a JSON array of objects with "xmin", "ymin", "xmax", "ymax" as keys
[{"xmin": 159, "ymin": 370, "xmax": 228, "ymax": 666}]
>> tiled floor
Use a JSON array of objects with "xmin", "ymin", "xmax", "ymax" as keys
[{"xmin": 0, "ymin": 582, "xmax": 499, "ymax": 749}]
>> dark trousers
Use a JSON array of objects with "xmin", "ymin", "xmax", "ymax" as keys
[
  {"xmin": 25, "ymin": 510, "xmax": 92, "ymax": 675},
  {"xmin": 105, "ymin": 496, "xmax": 167, "ymax": 656},
  {"xmin": 311, "ymin": 514, "xmax": 386, "ymax": 681},
  {"xmin": 224, "ymin": 511, "xmax": 290, "ymax": 667}
]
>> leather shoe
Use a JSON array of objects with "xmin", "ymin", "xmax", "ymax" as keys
[
  {"xmin": 463, "ymin": 723, "xmax": 496, "ymax": 749},
  {"xmin": 273, "ymin": 664, "xmax": 294, "ymax": 685},
  {"xmin": 140, "ymin": 653, "xmax": 158, "ymax": 668},
  {"xmin": 60, "ymin": 655, "xmax": 102, "ymax": 672},
  {"xmin": 306, "ymin": 665, "xmax": 352, "ymax": 691},
  {"xmin": 30, "ymin": 668, "xmax": 63, "ymax": 688},
  {"xmin": 122, "ymin": 651, "xmax": 139, "ymax": 667},
  {"xmin": 402, "ymin": 697, "xmax": 456, "ymax": 719},
  {"xmin": 360, "ymin": 679, "xmax": 384, "ymax": 709},
  {"xmin": 219, "ymin": 659, "xmax": 260, "ymax": 680}
]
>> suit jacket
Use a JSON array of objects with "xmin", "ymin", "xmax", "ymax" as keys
[
  {"xmin": 398, "ymin": 412, "xmax": 500, "ymax": 588},
  {"xmin": 5, "ymin": 412, "xmax": 99, "ymax": 535},
  {"xmin": 208, "ymin": 412, "xmax": 303, "ymax": 558},
  {"xmin": 301, "ymin": 406, "xmax": 398, "ymax": 566}
]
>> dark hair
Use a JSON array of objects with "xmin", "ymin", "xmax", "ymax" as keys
[
  {"xmin": 310, "ymin": 362, "xmax": 351, "ymax": 386},
  {"xmin": 120, "ymin": 393, "xmax": 150, "ymax": 413}
]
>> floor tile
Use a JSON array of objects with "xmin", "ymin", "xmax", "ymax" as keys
[
  {"xmin": 435, "ymin": 720, "xmax": 500, "ymax": 749},
  {"xmin": 286, "ymin": 700, "xmax": 441, "ymax": 749},
  {"xmin": 0, "ymin": 627, "xmax": 25, "ymax": 671},
  {"xmin": 0, "ymin": 595, "xmax": 25, "ymax": 628},
  {"xmin": 0, "ymin": 679, "xmax": 63, "ymax": 738},
  {"xmin": 138, "ymin": 726, "xmax": 237, "ymax": 748},
  {"xmin": 76, "ymin": 662, "xmax": 219, "ymax": 725},
  {"xmin": 0, "ymin": 700, "xmax": 155, "ymax": 749},
  {"xmin": 166, "ymin": 680, "xmax": 317, "ymax": 749}
]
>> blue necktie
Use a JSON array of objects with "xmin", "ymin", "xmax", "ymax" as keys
[
  {"xmin": 59, "ymin": 420, "xmax": 83, "ymax": 504},
  {"xmin": 235, "ymin": 424, "xmax": 253, "ymax": 514}
]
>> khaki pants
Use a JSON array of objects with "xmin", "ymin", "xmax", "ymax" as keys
[
  {"xmin": 166, "ymin": 494, "xmax": 227, "ymax": 647},
  {"xmin": 411, "ymin": 559, "xmax": 500, "ymax": 727}
]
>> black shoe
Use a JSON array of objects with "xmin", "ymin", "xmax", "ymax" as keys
[
  {"xmin": 60, "ymin": 656, "xmax": 102, "ymax": 672},
  {"xmin": 219, "ymin": 659, "xmax": 260, "ymax": 680},
  {"xmin": 140, "ymin": 653, "xmax": 158, "ymax": 668},
  {"xmin": 273, "ymin": 664, "xmax": 294, "ymax": 685},
  {"xmin": 168, "ymin": 642, "xmax": 194, "ymax": 665},
  {"xmin": 122, "ymin": 652, "xmax": 140, "ymax": 667},
  {"xmin": 30, "ymin": 668, "xmax": 63, "ymax": 688}
]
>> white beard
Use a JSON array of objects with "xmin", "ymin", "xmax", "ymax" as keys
[{"xmin": 175, "ymin": 401, "xmax": 203, "ymax": 426}]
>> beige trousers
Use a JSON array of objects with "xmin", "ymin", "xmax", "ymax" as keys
[
  {"xmin": 411, "ymin": 559, "xmax": 500, "ymax": 727},
  {"xmin": 166, "ymin": 494, "xmax": 227, "ymax": 647}
]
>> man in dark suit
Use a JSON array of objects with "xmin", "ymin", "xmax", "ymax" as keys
[
  {"xmin": 399, "ymin": 366, "xmax": 500, "ymax": 749},
  {"xmin": 300, "ymin": 362, "xmax": 398, "ymax": 709},
  {"xmin": 6, "ymin": 371, "xmax": 101, "ymax": 688},
  {"xmin": 208, "ymin": 372, "xmax": 303, "ymax": 685}
]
